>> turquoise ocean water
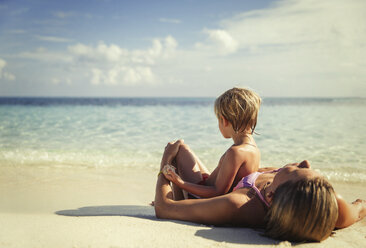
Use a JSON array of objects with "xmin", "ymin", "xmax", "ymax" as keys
[{"xmin": 0, "ymin": 97, "xmax": 365, "ymax": 184}]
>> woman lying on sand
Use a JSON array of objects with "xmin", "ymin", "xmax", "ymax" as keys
[{"xmin": 154, "ymin": 140, "xmax": 366, "ymax": 242}]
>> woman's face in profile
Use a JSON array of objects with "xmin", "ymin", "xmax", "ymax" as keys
[
  {"xmin": 283, "ymin": 160, "xmax": 311, "ymax": 169},
  {"xmin": 272, "ymin": 161, "xmax": 321, "ymax": 190}
]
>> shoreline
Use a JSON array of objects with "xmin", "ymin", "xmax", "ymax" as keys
[{"xmin": 1, "ymin": 165, "xmax": 365, "ymax": 248}]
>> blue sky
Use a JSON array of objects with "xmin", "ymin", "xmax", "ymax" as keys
[{"xmin": 0, "ymin": 0, "xmax": 365, "ymax": 97}]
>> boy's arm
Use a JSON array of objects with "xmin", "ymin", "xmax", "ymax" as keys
[
  {"xmin": 172, "ymin": 179, "xmax": 224, "ymax": 198},
  {"xmin": 165, "ymin": 148, "xmax": 246, "ymax": 198},
  {"xmin": 164, "ymin": 171, "xmax": 226, "ymax": 198},
  {"xmin": 335, "ymin": 194, "xmax": 366, "ymax": 229}
]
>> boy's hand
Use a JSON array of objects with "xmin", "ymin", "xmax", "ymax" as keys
[{"xmin": 162, "ymin": 164, "xmax": 182, "ymax": 185}]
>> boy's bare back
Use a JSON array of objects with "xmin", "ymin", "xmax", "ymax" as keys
[{"xmin": 162, "ymin": 87, "xmax": 262, "ymax": 198}]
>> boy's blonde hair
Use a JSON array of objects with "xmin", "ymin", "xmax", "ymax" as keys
[
  {"xmin": 265, "ymin": 177, "xmax": 338, "ymax": 242},
  {"xmin": 214, "ymin": 87, "xmax": 261, "ymax": 133}
]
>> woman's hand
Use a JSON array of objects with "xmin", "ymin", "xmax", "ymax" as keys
[
  {"xmin": 352, "ymin": 199, "xmax": 366, "ymax": 220},
  {"xmin": 336, "ymin": 196, "xmax": 366, "ymax": 228},
  {"xmin": 160, "ymin": 139, "xmax": 184, "ymax": 168}
]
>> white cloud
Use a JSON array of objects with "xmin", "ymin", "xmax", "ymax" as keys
[
  {"xmin": 15, "ymin": 36, "xmax": 177, "ymax": 87},
  {"xmin": 10, "ymin": 7, "xmax": 28, "ymax": 16},
  {"xmin": 91, "ymin": 68, "xmax": 102, "ymax": 85},
  {"xmin": 222, "ymin": 0, "xmax": 366, "ymax": 49},
  {"xmin": 67, "ymin": 36, "xmax": 177, "ymax": 85},
  {"xmin": 0, "ymin": 59, "xmax": 6, "ymax": 68},
  {"xmin": 8, "ymin": 0, "xmax": 366, "ymax": 97},
  {"xmin": 52, "ymin": 11, "xmax": 93, "ymax": 19},
  {"xmin": 69, "ymin": 42, "xmax": 128, "ymax": 65},
  {"xmin": 53, "ymin": 11, "xmax": 74, "ymax": 19},
  {"xmin": 52, "ymin": 77, "xmax": 71, "ymax": 85},
  {"xmin": 8, "ymin": 29, "xmax": 26, "ymax": 34},
  {"xmin": 120, "ymin": 66, "xmax": 155, "ymax": 85},
  {"xmin": 18, "ymin": 47, "xmax": 72, "ymax": 62},
  {"xmin": 69, "ymin": 42, "xmax": 128, "ymax": 63},
  {"xmin": 203, "ymin": 29, "xmax": 239, "ymax": 55},
  {"xmin": 52, "ymin": 78, "xmax": 61, "ymax": 85},
  {"xmin": 163, "ymin": 36, "xmax": 178, "ymax": 58},
  {"xmin": 90, "ymin": 66, "xmax": 155, "ymax": 86},
  {"xmin": 198, "ymin": 0, "xmax": 366, "ymax": 58},
  {"xmin": 203, "ymin": 66, "xmax": 212, "ymax": 72},
  {"xmin": 192, "ymin": 0, "xmax": 366, "ymax": 96},
  {"xmin": 159, "ymin": 18, "xmax": 182, "ymax": 24},
  {"xmin": 130, "ymin": 36, "xmax": 177, "ymax": 64},
  {"xmin": 35, "ymin": 35, "xmax": 73, "ymax": 43},
  {"xmin": 0, "ymin": 58, "xmax": 15, "ymax": 81}
]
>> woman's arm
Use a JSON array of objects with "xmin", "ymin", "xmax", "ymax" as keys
[
  {"xmin": 156, "ymin": 142, "xmax": 243, "ymax": 223},
  {"xmin": 154, "ymin": 172, "xmax": 242, "ymax": 225},
  {"xmin": 335, "ymin": 194, "xmax": 366, "ymax": 229}
]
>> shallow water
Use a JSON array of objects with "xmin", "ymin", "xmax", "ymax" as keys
[{"xmin": 0, "ymin": 97, "xmax": 365, "ymax": 183}]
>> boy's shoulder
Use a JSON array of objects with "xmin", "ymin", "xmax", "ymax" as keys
[
  {"xmin": 221, "ymin": 146, "xmax": 251, "ymax": 167},
  {"xmin": 228, "ymin": 144, "xmax": 256, "ymax": 152},
  {"xmin": 225, "ymin": 145, "xmax": 251, "ymax": 158}
]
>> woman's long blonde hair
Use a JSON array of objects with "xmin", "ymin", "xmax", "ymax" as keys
[{"xmin": 265, "ymin": 177, "xmax": 338, "ymax": 242}]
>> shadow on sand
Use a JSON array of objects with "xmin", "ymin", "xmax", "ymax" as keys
[
  {"xmin": 55, "ymin": 205, "xmax": 157, "ymax": 220},
  {"xmin": 194, "ymin": 227, "xmax": 282, "ymax": 246},
  {"xmin": 55, "ymin": 205, "xmax": 280, "ymax": 246}
]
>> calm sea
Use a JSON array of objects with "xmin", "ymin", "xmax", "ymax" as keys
[{"xmin": 1, "ymin": 97, "xmax": 365, "ymax": 183}]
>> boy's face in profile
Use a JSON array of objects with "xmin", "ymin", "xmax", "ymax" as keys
[{"xmin": 217, "ymin": 116, "xmax": 230, "ymax": 139}]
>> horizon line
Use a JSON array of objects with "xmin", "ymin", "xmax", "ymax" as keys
[{"xmin": 0, "ymin": 95, "xmax": 365, "ymax": 99}]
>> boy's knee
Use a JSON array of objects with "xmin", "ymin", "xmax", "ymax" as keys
[
  {"xmin": 180, "ymin": 143, "xmax": 190, "ymax": 151},
  {"xmin": 179, "ymin": 143, "xmax": 190, "ymax": 153}
]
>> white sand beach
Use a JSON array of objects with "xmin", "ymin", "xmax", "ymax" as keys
[{"xmin": 0, "ymin": 165, "xmax": 365, "ymax": 248}]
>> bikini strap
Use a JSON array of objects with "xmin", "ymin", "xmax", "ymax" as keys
[
  {"xmin": 251, "ymin": 185, "xmax": 270, "ymax": 208},
  {"xmin": 253, "ymin": 169, "xmax": 282, "ymax": 207}
]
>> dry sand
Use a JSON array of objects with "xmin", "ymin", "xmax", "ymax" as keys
[{"xmin": 0, "ymin": 165, "xmax": 365, "ymax": 248}]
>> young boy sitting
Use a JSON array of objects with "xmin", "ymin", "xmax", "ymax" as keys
[{"xmin": 161, "ymin": 87, "xmax": 262, "ymax": 199}]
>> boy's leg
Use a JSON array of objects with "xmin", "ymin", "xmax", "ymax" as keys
[
  {"xmin": 193, "ymin": 154, "xmax": 210, "ymax": 177},
  {"xmin": 174, "ymin": 144, "xmax": 211, "ymax": 199},
  {"xmin": 166, "ymin": 143, "xmax": 210, "ymax": 200},
  {"xmin": 175, "ymin": 143, "xmax": 210, "ymax": 183}
]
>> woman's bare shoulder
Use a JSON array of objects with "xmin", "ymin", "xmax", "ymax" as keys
[{"xmin": 229, "ymin": 189, "xmax": 268, "ymax": 227}]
